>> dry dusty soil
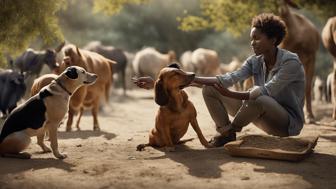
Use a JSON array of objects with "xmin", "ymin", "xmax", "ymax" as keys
[{"xmin": 0, "ymin": 88, "xmax": 336, "ymax": 189}]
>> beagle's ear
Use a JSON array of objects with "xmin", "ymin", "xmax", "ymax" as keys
[
  {"xmin": 65, "ymin": 67, "xmax": 78, "ymax": 79},
  {"xmin": 168, "ymin": 63, "xmax": 180, "ymax": 69},
  {"xmin": 154, "ymin": 79, "xmax": 169, "ymax": 106}
]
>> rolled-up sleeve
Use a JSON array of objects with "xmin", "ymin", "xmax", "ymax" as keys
[
  {"xmin": 216, "ymin": 59, "xmax": 253, "ymax": 88},
  {"xmin": 262, "ymin": 60, "xmax": 304, "ymax": 97}
]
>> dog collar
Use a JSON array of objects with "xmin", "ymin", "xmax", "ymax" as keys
[{"xmin": 55, "ymin": 79, "xmax": 72, "ymax": 96}]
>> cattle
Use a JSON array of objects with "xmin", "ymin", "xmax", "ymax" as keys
[
  {"xmin": 313, "ymin": 76, "xmax": 326, "ymax": 102},
  {"xmin": 124, "ymin": 51, "xmax": 137, "ymax": 90},
  {"xmin": 179, "ymin": 48, "xmax": 221, "ymax": 76},
  {"xmin": 0, "ymin": 70, "xmax": 26, "ymax": 117},
  {"xmin": 83, "ymin": 41, "xmax": 128, "ymax": 95},
  {"xmin": 219, "ymin": 57, "xmax": 242, "ymax": 74},
  {"xmin": 132, "ymin": 47, "xmax": 176, "ymax": 79},
  {"xmin": 219, "ymin": 57, "xmax": 243, "ymax": 91},
  {"xmin": 11, "ymin": 42, "xmax": 65, "ymax": 76},
  {"xmin": 326, "ymin": 72, "xmax": 333, "ymax": 103},
  {"xmin": 278, "ymin": 0, "xmax": 320, "ymax": 123},
  {"xmin": 322, "ymin": 17, "xmax": 336, "ymax": 119},
  {"xmin": 180, "ymin": 50, "xmax": 196, "ymax": 72}
]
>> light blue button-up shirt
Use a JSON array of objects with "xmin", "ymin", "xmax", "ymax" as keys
[{"xmin": 216, "ymin": 48, "xmax": 305, "ymax": 136}]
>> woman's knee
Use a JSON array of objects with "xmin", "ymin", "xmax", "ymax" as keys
[
  {"xmin": 255, "ymin": 95, "xmax": 271, "ymax": 103},
  {"xmin": 242, "ymin": 97, "xmax": 265, "ymax": 111}
]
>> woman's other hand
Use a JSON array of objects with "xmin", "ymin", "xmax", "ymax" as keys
[{"xmin": 132, "ymin": 76, "xmax": 154, "ymax": 90}]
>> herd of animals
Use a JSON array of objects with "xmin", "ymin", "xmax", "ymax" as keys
[{"xmin": 1, "ymin": 0, "xmax": 336, "ymax": 158}]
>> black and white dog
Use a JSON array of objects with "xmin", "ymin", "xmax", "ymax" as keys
[{"xmin": 0, "ymin": 66, "xmax": 97, "ymax": 159}]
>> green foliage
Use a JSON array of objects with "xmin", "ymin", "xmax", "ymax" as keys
[
  {"xmin": 93, "ymin": 0, "xmax": 149, "ymax": 15},
  {"xmin": 0, "ymin": 0, "xmax": 65, "ymax": 66},
  {"xmin": 179, "ymin": 0, "xmax": 278, "ymax": 35},
  {"xmin": 299, "ymin": 0, "xmax": 336, "ymax": 21},
  {"xmin": 179, "ymin": 0, "xmax": 336, "ymax": 35},
  {"xmin": 0, "ymin": 0, "xmax": 65, "ymax": 68},
  {"xmin": 59, "ymin": 0, "xmax": 211, "ymax": 56}
]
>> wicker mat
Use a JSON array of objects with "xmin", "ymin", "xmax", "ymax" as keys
[{"xmin": 224, "ymin": 134, "xmax": 319, "ymax": 161}]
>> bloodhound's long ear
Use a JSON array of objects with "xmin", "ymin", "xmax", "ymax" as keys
[
  {"xmin": 168, "ymin": 62, "xmax": 180, "ymax": 69},
  {"xmin": 154, "ymin": 79, "xmax": 169, "ymax": 106}
]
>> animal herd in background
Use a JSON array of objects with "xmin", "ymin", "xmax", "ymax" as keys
[
  {"xmin": 32, "ymin": 44, "xmax": 116, "ymax": 132},
  {"xmin": 1, "ymin": 2, "xmax": 336, "ymax": 135},
  {"xmin": 83, "ymin": 41, "xmax": 128, "ymax": 95},
  {"xmin": 322, "ymin": 16, "xmax": 336, "ymax": 119}
]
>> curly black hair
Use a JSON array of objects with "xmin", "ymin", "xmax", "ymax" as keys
[{"xmin": 251, "ymin": 13, "xmax": 287, "ymax": 46}]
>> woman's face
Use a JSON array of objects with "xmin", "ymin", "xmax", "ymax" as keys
[{"xmin": 250, "ymin": 27, "xmax": 276, "ymax": 55}]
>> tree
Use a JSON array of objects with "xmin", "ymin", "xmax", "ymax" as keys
[
  {"xmin": 93, "ymin": 0, "xmax": 148, "ymax": 15},
  {"xmin": 179, "ymin": 0, "xmax": 336, "ymax": 35},
  {"xmin": 0, "ymin": 0, "xmax": 66, "ymax": 65},
  {"xmin": 60, "ymin": 0, "xmax": 211, "ymax": 56}
]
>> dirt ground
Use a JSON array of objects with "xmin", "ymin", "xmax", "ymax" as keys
[{"xmin": 0, "ymin": 88, "xmax": 336, "ymax": 189}]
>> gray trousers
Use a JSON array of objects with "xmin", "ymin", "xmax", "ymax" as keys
[{"xmin": 202, "ymin": 86, "xmax": 289, "ymax": 137}]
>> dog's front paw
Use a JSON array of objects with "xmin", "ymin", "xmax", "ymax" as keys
[
  {"xmin": 165, "ymin": 146, "xmax": 176, "ymax": 152},
  {"xmin": 55, "ymin": 153, "xmax": 67, "ymax": 159},
  {"xmin": 93, "ymin": 126, "xmax": 100, "ymax": 131},
  {"xmin": 66, "ymin": 127, "xmax": 72, "ymax": 132},
  {"xmin": 136, "ymin": 144, "xmax": 146, "ymax": 151}
]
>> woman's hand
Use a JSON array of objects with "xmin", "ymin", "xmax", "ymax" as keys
[{"xmin": 132, "ymin": 76, "xmax": 155, "ymax": 90}]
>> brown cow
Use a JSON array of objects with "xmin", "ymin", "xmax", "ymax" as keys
[
  {"xmin": 322, "ymin": 17, "xmax": 336, "ymax": 119},
  {"xmin": 191, "ymin": 48, "xmax": 220, "ymax": 76},
  {"xmin": 83, "ymin": 41, "xmax": 128, "ymax": 95},
  {"xmin": 132, "ymin": 48, "xmax": 176, "ymax": 80},
  {"xmin": 279, "ymin": 0, "xmax": 320, "ymax": 123}
]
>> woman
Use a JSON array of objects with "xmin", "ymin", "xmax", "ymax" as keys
[{"xmin": 133, "ymin": 13, "xmax": 305, "ymax": 147}]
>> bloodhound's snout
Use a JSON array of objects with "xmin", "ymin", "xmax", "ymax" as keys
[{"xmin": 179, "ymin": 72, "xmax": 195, "ymax": 89}]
